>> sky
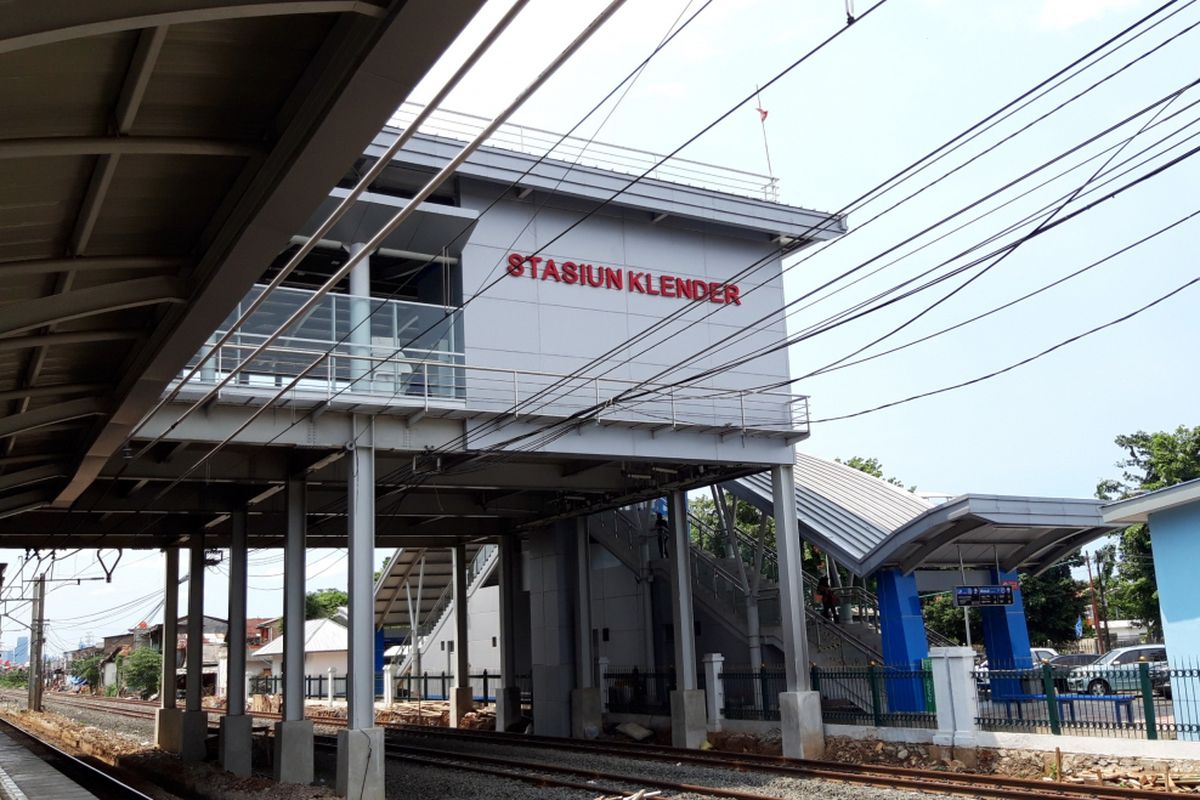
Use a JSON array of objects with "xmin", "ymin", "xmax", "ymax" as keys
[{"xmin": 3, "ymin": 0, "xmax": 1196, "ymax": 655}]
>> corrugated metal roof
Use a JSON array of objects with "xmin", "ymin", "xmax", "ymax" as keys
[
  {"xmin": 728, "ymin": 453, "xmax": 1118, "ymax": 577},
  {"xmin": 251, "ymin": 618, "xmax": 346, "ymax": 658}
]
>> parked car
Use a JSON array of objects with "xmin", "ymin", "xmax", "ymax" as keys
[
  {"xmin": 976, "ymin": 648, "xmax": 1062, "ymax": 695},
  {"xmin": 1064, "ymin": 644, "xmax": 1168, "ymax": 695},
  {"xmin": 1048, "ymin": 652, "xmax": 1100, "ymax": 691},
  {"xmin": 1031, "ymin": 647, "xmax": 1059, "ymax": 663}
]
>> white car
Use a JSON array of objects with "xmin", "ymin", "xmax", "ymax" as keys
[{"xmin": 1064, "ymin": 644, "xmax": 1168, "ymax": 695}]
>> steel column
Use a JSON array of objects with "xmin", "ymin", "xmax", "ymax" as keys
[
  {"xmin": 226, "ymin": 511, "xmax": 247, "ymax": 714},
  {"xmin": 186, "ymin": 535, "xmax": 205, "ymax": 712},
  {"xmin": 773, "ymin": 464, "xmax": 810, "ymax": 692},
  {"xmin": 668, "ymin": 491, "xmax": 697, "ymax": 689},
  {"xmin": 282, "ymin": 476, "xmax": 306, "ymax": 721},
  {"xmin": 346, "ymin": 417, "xmax": 375, "ymax": 729},
  {"xmin": 161, "ymin": 549, "xmax": 179, "ymax": 709},
  {"xmin": 498, "ymin": 537, "xmax": 519, "ymax": 681},
  {"xmin": 348, "ymin": 243, "xmax": 370, "ymax": 385},
  {"xmin": 452, "ymin": 544, "xmax": 469, "ymax": 686}
]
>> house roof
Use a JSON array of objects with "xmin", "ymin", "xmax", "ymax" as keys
[{"xmin": 250, "ymin": 618, "xmax": 346, "ymax": 658}]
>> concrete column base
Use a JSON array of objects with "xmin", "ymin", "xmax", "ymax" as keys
[
  {"xmin": 495, "ymin": 686, "xmax": 523, "ymax": 733},
  {"xmin": 218, "ymin": 715, "xmax": 253, "ymax": 777},
  {"xmin": 532, "ymin": 664, "xmax": 572, "ymax": 737},
  {"xmin": 932, "ymin": 732, "xmax": 979, "ymax": 768},
  {"xmin": 155, "ymin": 707, "xmax": 183, "ymax": 753},
  {"xmin": 180, "ymin": 710, "xmax": 209, "ymax": 762},
  {"xmin": 669, "ymin": 689, "xmax": 708, "ymax": 749},
  {"xmin": 779, "ymin": 691, "xmax": 824, "ymax": 759},
  {"xmin": 570, "ymin": 687, "xmax": 601, "ymax": 739},
  {"xmin": 449, "ymin": 687, "xmax": 474, "ymax": 728},
  {"xmin": 335, "ymin": 727, "xmax": 385, "ymax": 800},
  {"xmin": 273, "ymin": 719, "xmax": 314, "ymax": 785}
]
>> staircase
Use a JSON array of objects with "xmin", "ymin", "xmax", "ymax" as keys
[{"xmin": 395, "ymin": 543, "xmax": 499, "ymax": 677}]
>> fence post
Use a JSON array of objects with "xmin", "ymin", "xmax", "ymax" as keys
[
  {"xmin": 326, "ymin": 667, "xmax": 335, "ymax": 707},
  {"xmin": 701, "ymin": 653, "xmax": 724, "ymax": 732},
  {"xmin": 1041, "ymin": 663, "xmax": 1061, "ymax": 736},
  {"xmin": 1138, "ymin": 661, "xmax": 1158, "ymax": 740},
  {"xmin": 383, "ymin": 664, "xmax": 396, "ymax": 707},
  {"xmin": 482, "ymin": 670, "xmax": 489, "ymax": 703},
  {"xmin": 810, "ymin": 665, "xmax": 820, "ymax": 693},
  {"xmin": 868, "ymin": 663, "xmax": 884, "ymax": 727},
  {"xmin": 597, "ymin": 657, "xmax": 610, "ymax": 711}
]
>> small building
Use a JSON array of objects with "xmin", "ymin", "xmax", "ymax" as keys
[{"xmin": 250, "ymin": 618, "xmax": 347, "ymax": 679}]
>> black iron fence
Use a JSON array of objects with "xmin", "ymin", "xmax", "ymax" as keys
[
  {"xmin": 974, "ymin": 660, "xmax": 1200, "ymax": 741},
  {"xmin": 602, "ymin": 667, "xmax": 705, "ymax": 716},
  {"xmin": 249, "ymin": 674, "xmax": 346, "ymax": 699},
  {"xmin": 720, "ymin": 669, "xmax": 786, "ymax": 721},
  {"xmin": 811, "ymin": 664, "xmax": 937, "ymax": 729}
]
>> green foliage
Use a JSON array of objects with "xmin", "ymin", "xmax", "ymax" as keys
[
  {"xmin": 373, "ymin": 556, "xmax": 392, "ymax": 585},
  {"xmin": 122, "ymin": 647, "xmax": 161, "ymax": 698},
  {"xmin": 305, "ymin": 589, "xmax": 348, "ymax": 620},
  {"xmin": 0, "ymin": 669, "xmax": 27, "ymax": 688},
  {"xmin": 69, "ymin": 654, "xmax": 102, "ymax": 686},
  {"xmin": 1094, "ymin": 425, "xmax": 1200, "ymax": 641},
  {"xmin": 105, "ymin": 684, "xmax": 119, "ymax": 697},
  {"xmin": 1020, "ymin": 557, "xmax": 1089, "ymax": 644},
  {"xmin": 921, "ymin": 593, "xmax": 980, "ymax": 645},
  {"xmin": 836, "ymin": 456, "xmax": 915, "ymax": 491}
]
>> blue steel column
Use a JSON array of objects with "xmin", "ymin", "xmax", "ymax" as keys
[
  {"xmin": 980, "ymin": 568, "xmax": 1033, "ymax": 688},
  {"xmin": 875, "ymin": 569, "xmax": 929, "ymax": 712}
]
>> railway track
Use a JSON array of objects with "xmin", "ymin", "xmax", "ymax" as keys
[
  {"xmin": 43, "ymin": 693, "xmax": 1182, "ymax": 800},
  {"xmin": 0, "ymin": 715, "xmax": 156, "ymax": 800}
]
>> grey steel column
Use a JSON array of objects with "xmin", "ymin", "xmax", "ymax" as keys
[
  {"xmin": 161, "ymin": 549, "xmax": 179, "ymax": 709},
  {"xmin": 283, "ymin": 476, "xmax": 306, "ymax": 721},
  {"xmin": 346, "ymin": 417, "xmax": 375, "ymax": 729},
  {"xmin": 773, "ymin": 464, "xmax": 810, "ymax": 692},
  {"xmin": 574, "ymin": 518, "xmax": 593, "ymax": 689},
  {"xmin": 348, "ymin": 243, "xmax": 371, "ymax": 385},
  {"xmin": 452, "ymin": 544, "xmax": 469, "ymax": 686},
  {"xmin": 227, "ymin": 511, "xmax": 247, "ymax": 715},
  {"xmin": 497, "ymin": 537, "xmax": 518, "ymax": 682},
  {"xmin": 186, "ymin": 534, "xmax": 205, "ymax": 712},
  {"xmin": 668, "ymin": 491, "xmax": 697, "ymax": 689}
]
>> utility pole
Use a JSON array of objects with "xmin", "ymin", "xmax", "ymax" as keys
[
  {"xmin": 1084, "ymin": 553, "xmax": 1105, "ymax": 656},
  {"xmin": 27, "ymin": 575, "xmax": 45, "ymax": 712}
]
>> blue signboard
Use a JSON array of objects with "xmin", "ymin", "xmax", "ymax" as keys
[{"xmin": 953, "ymin": 584, "xmax": 1014, "ymax": 607}]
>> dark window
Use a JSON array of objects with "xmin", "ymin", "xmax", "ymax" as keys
[
  {"xmin": 491, "ymin": 637, "xmax": 497, "ymax": 648},
  {"xmin": 602, "ymin": 628, "xmax": 610, "ymax": 642}
]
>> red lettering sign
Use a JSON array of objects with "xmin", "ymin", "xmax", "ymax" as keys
[{"xmin": 506, "ymin": 253, "xmax": 741, "ymax": 305}]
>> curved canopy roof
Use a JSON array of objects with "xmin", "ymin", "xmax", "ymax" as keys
[{"xmin": 727, "ymin": 453, "xmax": 1118, "ymax": 577}]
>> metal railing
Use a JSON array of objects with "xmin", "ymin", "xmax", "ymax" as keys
[
  {"xmin": 391, "ymin": 102, "xmax": 781, "ymax": 203},
  {"xmin": 720, "ymin": 668, "xmax": 787, "ymax": 721},
  {"xmin": 602, "ymin": 667, "xmax": 705, "ymax": 716},
  {"xmin": 973, "ymin": 660, "xmax": 1198, "ymax": 741},
  {"xmin": 812, "ymin": 664, "xmax": 937, "ymax": 729},
  {"xmin": 176, "ymin": 286, "xmax": 810, "ymax": 437}
]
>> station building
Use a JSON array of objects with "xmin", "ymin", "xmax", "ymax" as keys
[{"xmin": 0, "ymin": 8, "xmax": 1135, "ymax": 796}]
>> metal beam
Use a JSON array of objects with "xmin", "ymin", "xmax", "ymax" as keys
[
  {"xmin": 0, "ymin": 277, "xmax": 185, "ymax": 337},
  {"xmin": 0, "ymin": 330, "xmax": 141, "ymax": 353},
  {"xmin": 897, "ymin": 519, "xmax": 987, "ymax": 575},
  {"xmin": 0, "ymin": 137, "xmax": 263, "ymax": 160},
  {"xmin": 0, "ymin": 398, "xmax": 105, "ymax": 440},
  {"xmin": 0, "ymin": 464, "xmax": 67, "ymax": 493},
  {"xmin": 0, "ymin": 256, "xmax": 187, "ymax": 277},
  {"xmin": 0, "ymin": 2, "xmax": 387, "ymax": 55},
  {"xmin": 0, "ymin": 383, "xmax": 108, "ymax": 403},
  {"xmin": 0, "ymin": 491, "xmax": 51, "ymax": 517}
]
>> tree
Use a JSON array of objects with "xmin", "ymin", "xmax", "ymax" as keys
[
  {"xmin": 70, "ymin": 654, "xmax": 102, "ymax": 687},
  {"xmin": 0, "ymin": 668, "xmax": 27, "ymax": 689},
  {"xmin": 1020, "ymin": 556, "xmax": 1089, "ymax": 645},
  {"xmin": 122, "ymin": 647, "xmax": 161, "ymax": 698},
  {"xmin": 305, "ymin": 588, "xmax": 348, "ymax": 620},
  {"xmin": 922, "ymin": 593, "xmax": 980, "ymax": 645},
  {"xmin": 836, "ymin": 456, "xmax": 914, "ymax": 491},
  {"xmin": 1095, "ymin": 425, "xmax": 1200, "ymax": 641}
]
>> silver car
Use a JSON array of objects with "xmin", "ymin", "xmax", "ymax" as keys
[{"xmin": 1064, "ymin": 644, "xmax": 1167, "ymax": 695}]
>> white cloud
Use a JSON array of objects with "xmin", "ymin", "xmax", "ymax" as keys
[{"xmin": 1037, "ymin": 0, "xmax": 1144, "ymax": 31}]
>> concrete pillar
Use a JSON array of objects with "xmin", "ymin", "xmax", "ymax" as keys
[
  {"xmin": 382, "ymin": 664, "xmax": 396, "ymax": 707},
  {"xmin": 348, "ymin": 242, "xmax": 371, "ymax": 386},
  {"xmin": 702, "ymin": 653, "xmax": 725, "ymax": 732},
  {"xmin": 449, "ymin": 543, "xmax": 473, "ymax": 727},
  {"xmin": 640, "ymin": 529, "xmax": 657, "ymax": 670},
  {"xmin": 929, "ymin": 646, "xmax": 980, "ymax": 767},
  {"xmin": 181, "ymin": 535, "xmax": 208, "ymax": 761},
  {"xmin": 773, "ymin": 463, "xmax": 823, "ymax": 759},
  {"xmin": 570, "ymin": 517, "xmax": 601, "ymax": 740},
  {"xmin": 337, "ymin": 417, "xmax": 384, "ymax": 800},
  {"xmin": 527, "ymin": 524, "xmax": 576, "ymax": 737},
  {"xmin": 597, "ymin": 657, "xmax": 610, "ymax": 711},
  {"xmin": 155, "ymin": 548, "xmax": 182, "ymax": 753},
  {"xmin": 495, "ymin": 536, "xmax": 523, "ymax": 733},
  {"xmin": 220, "ymin": 511, "xmax": 252, "ymax": 776},
  {"xmin": 667, "ymin": 491, "xmax": 706, "ymax": 748},
  {"xmin": 275, "ymin": 475, "xmax": 313, "ymax": 785}
]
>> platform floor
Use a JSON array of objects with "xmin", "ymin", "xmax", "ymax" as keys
[{"xmin": 0, "ymin": 731, "xmax": 97, "ymax": 800}]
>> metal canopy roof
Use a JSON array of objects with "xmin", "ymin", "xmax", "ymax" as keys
[
  {"xmin": 727, "ymin": 453, "xmax": 1118, "ymax": 577},
  {"xmin": 0, "ymin": 0, "xmax": 484, "ymax": 521}
]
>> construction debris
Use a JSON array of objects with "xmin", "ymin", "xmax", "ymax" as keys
[{"xmin": 614, "ymin": 722, "xmax": 654, "ymax": 742}]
